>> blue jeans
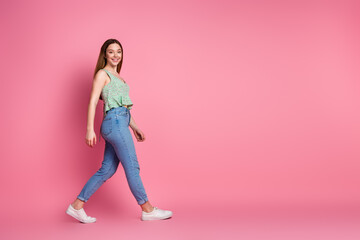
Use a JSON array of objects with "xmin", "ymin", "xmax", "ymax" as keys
[{"xmin": 77, "ymin": 106, "xmax": 149, "ymax": 205}]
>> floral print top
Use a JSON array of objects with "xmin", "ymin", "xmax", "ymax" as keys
[{"xmin": 101, "ymin": 68, "xmax": 133, "ymax": 118}]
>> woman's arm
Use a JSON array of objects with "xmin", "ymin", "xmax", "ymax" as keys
[
  {"xmin": 129, "ymin": 115, "xmax": 139, "ymax": 130},
  {"xmin": 129, "ymin": 114, "xmax": 146, "ymax": 142},
  {"xmin": 85, "ymin": 70, "xmax": 107, "ymax": 147},
  {"xmin": 86, "ymin": 101, "xmax": 97, "ymax": 132}
]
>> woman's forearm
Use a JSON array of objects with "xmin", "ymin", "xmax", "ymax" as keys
[
  {"xmin": 129, "ymin": 115, "xmax": 139, "ymax": 130},
  {"xmin": 87, "ymin": 102, "xmax": 97, "ymax": 131}
]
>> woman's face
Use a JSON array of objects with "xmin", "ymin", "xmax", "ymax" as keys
[{"xmin": 105, "ymin": 43, "xmax": 122, "ymax": 66}]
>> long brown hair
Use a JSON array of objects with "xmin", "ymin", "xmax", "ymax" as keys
[{"xmin": 94, "ymin": 39, "xmax": 124, "ymax": 100}]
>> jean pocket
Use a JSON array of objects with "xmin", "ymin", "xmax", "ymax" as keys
[{"xmin": 101, "ymin": 118, "xmax": 112, "ymax": 136}]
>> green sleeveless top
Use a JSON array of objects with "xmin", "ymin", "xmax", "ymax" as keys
[{"xmin": 101, "ymin": 69, "xmax": 133, "ymax": 118}]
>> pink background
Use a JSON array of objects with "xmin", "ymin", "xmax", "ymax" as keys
[{"xmin": 1, "ymin": 0, "xmax": 360, "ymax": 239}]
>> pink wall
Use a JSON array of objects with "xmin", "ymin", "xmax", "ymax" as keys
[{"xmin": 1, "ymin": 0, "xmax": 360, "ymax": 237}]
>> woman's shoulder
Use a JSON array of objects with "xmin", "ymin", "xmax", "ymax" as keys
[
  {"xmin": 93, "ymin": 69, "xmax": 109, "ymax": 84},
  {"xmin": 95, "ymin": 68, "xmax": 109, "ymax": 78},
  {"xmin": 96, "ymin": 68, "xmax": 106, "ymax": 74}
]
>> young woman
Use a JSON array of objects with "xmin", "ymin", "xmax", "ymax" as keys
[{"xmin": 66, "ymin": 39, "xmax": 173, "ymax": 223}]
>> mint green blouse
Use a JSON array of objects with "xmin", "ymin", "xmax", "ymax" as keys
[{"xmin": 101, "ymin": 69, "xmax": 133, "ymax": 118}]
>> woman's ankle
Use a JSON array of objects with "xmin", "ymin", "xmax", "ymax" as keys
[
  {"xmin": 72, "ymin": 198, "xmax": 85, "ymax": 210},
  {"xmin": 140, "ymin": 201, "xmax": 154, "ymax": 212}
]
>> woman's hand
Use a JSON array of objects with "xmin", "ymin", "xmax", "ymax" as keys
[
  {"xmin": 132, "ymin": 128, "xmax": 146, "ymax": 142},
  {"xmin": 85, "ymin": 129, "xmax": 97, "ymax": 147}
]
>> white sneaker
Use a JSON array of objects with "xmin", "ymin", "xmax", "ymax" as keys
[
  {"xmin": 141, "ymin": 206, "xmax": 173, "ymax": 221},
  {"xmin": 66, "ymin": 204, "xmax": 96, "ymax": 223}
]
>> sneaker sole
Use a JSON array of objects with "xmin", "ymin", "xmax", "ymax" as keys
[{"xmin": 141, "ymin": 212, "xmax": 173, "ymax": 221}]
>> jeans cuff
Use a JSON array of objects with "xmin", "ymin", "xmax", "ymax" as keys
[
  {"xmin": 138, "ymin": 197, "xmax": 148, "ymax": 205},
  {"xmin": 77, "ymin": 196, "xmax": 88, "ymax": 202}
]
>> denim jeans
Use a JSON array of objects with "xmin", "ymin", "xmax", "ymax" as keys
[{"xmin": 77, "ymin": 106, "xmax": 149, "ymax": 205}]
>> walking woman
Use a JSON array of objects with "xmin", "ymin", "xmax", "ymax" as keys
[{"xmin": 66, "ymin": 39, "xmax": 173, "ymax": 223}]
